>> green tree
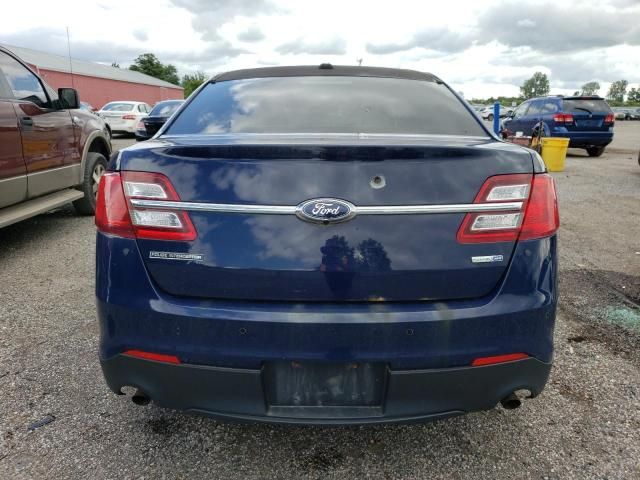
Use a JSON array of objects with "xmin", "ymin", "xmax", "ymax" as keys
[
  {"xmin": 580, "ymin": 81, "xmax": 600, "ymax": 96},
  {"xmin": 520, "ymin": 72, "xmax": 550, "ymax": 99},
  {"xmin": 181, "ymin": 71, "xmax": 208, "ymax": 97},
  {"xmin": 606, "ymin": 80, "xmax": 628, "ymax": 103},
  {"xmin": 626, "ymin": 87, "xmax": 640, "ymax": 105},
  {"xmin": 129, "ymin": 53, "xmax": 180, "ymax": 85}
]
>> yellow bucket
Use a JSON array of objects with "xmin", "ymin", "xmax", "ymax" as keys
[{"xmin": 540, "ymin": 137, "xmax": 570, "ymax": 172}]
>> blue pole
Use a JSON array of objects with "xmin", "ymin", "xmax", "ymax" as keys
[{"xmin": 493, "ymin": 101, "xmax": 500, "ymax": 135}]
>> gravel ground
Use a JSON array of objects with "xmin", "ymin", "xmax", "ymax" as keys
[{"xmin": 0, "ymin": 129, "xmax": 639, "ymax": 479}]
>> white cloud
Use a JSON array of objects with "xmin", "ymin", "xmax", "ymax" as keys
[{"xmin": 1, "ymin": 0, "xmax": 639, "ymax": 98}]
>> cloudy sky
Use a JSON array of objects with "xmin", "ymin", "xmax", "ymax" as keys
[{"xmin": 1, "ymin": 0, "xmax": 639, "ymax": 98}]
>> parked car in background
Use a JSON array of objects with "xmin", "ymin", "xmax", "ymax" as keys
[
  {"xmin": 135, "ymin": 99, "xmax": 184, "ymax": 141},
  {"xmin": 96, "ymin": 65, "xmax": 558, "ymax": 425},
  {"xmin": 612, "ymin": 107, "xmax": 640, "ymax": 120},
  {"xmin": 502, "ymin": 96, "xmax": 614, "ymax": 157},
  {"xmin": 97, "ymin": 101, "xmax": 151, "ymax": 135},
  {"xmin": 480, "ymin": 105, "xmax": 513, "ymax": 121},
  {"xmin": 0, "ymin": 46, "xmax": 111, "ymax": 228}
]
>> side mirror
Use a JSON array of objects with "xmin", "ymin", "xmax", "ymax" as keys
[{"xmin": 58, "ymin": 88, "xmax": 80, "ymax": 109}]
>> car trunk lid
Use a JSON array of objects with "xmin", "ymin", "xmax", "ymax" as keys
[{"xmin": 118, "ymin": 135, "xmax": 534, "ymax": 302}]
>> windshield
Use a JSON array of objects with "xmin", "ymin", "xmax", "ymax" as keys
[
  {"xmin": 149, "ymin": 101, "xmax": 183, "ymax": 117},
  {"xmin": 563, "ymin": 99, "xmax": 612, "ymax": 114},
  {"xmin": 166, "ymin": 76, "xmax": 486, "ymax": 136},
  {"xmin": 101, "ymin": 103, "xmax": 134, "ymax": 112}
]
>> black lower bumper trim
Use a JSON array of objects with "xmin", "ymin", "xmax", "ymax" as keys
[{"xmin": 101, "ymin": 355, "xmax": 551, "ymax": 425}]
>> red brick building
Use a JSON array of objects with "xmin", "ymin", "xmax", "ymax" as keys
[{"xmin": 2, "ymin": 44, "xmax": 183, "ymax": 109}]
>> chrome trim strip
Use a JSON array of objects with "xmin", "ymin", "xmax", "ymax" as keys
[
  {"xmin": 354, "ymin": 203, "xmax": 523, "ymax": 214},
  {"xmin": 129, "ymin": 199, "xmax": 523, "ymax": 215}
]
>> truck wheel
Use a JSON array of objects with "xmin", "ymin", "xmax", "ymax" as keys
[
  {"xmin": 73, "ymin": 152, "xmax": 108, "ymax": 215},
  {"xmin": 586, "ymin": 146, "xmax": 605, "ymax": 157}
]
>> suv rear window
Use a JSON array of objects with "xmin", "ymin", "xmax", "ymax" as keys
[
  {"xmin": 166, "ymin": 76, "xmax": 486, "ymax": 136},
  {"xmin": 562, "ymin": 98, "xmax": 612, "ymax": 114}
]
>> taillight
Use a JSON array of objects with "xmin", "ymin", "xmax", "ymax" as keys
[
  {"xmin": 604, "ymin": 114, "xmax": 614, "ymax": 124},
  {"xmin": 95, "ymin": 172, "xmax": 135, "ymax": 238},
  {"xmin": 122, "ymin": 114, "xmax": 137, "ymax": 120},
  {"xmin": 457, "ymin": 173, "xmax": 559, "ymax": 243},
  {"xmin": 519, "ymin": 174, "xmax": 559, "ymax": 240},
  {"xmin": 552, "ymin": 113, "xmax": 574, "ymax": 124},
  {"xmin": 457, "ymin": 174, "xmax": 531, "ymax": 243},
  {"xmin": 95, "ymin": 171, "xmax": 196, "ymax": 241},
  {"xmin": 136, "ymin": 121, "xmax": 145, "ymax": 130}
]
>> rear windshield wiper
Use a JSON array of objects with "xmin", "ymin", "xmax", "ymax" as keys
[{"xmin": 573, "ymin": 107, "xmax": 592, "ymax": 114}]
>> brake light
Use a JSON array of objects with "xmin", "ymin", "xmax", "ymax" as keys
[
  {"xmin": 519, "ymin": 174, "xmax": 559, "ymax": 240},
  {"xmin": 95, "ymin": 171, "xmax": 196, "ymax": 241},
  {"xmin": 122, "ymin": 114, "xmax": 137, "ymax": 120},
  {"xmin": 123, "ymin": 349, "xmax": 181, "ymax": 364},
  {"xmin": 457, "ymin": 173, "xmax": 559, "ymax": 243},
  {"xmin": 95, "ymin": 172, "xmax": 135, "ymax": 238},
  {"xmin": 552, "ymin": 113, "xmax": 574, "ymax": 124},
  {"xmin": 604, "ymin": 114, "xmax": 614, "ymax": 124},
  {"xmin": 471, "ymin": 353, "xmax": 529, "ymax": 366}
]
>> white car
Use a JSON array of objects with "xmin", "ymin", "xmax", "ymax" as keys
[
  {"xmin": 97, "ymin": 101, "xmax": 151, "ymax": 134},
  {"xmin": 480, "ymin": 105, "xmax": 514, "ymax": 121}
]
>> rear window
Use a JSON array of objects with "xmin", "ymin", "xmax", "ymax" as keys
[
  {"xmin": 562, "ymin": 99, "xmax": 612, "ymax": 114},
  {"xmin": 150, "ymin": 101, "xmax": 182, "ymax": 117},
  {"xmin": 166, "ymin": 76, "xmax": 486, "ymax": 136},
  {"xmin": 102, "ymin": 103, "xmax": 134, "ymax": 112}
]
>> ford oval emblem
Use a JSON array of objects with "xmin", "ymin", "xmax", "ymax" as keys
[{"xmin": 296, "ymin": 198, "xmax": 356, "ymax": 224}]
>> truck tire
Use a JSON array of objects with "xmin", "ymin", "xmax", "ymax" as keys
[{"xmin": 73, "ymin": 152, "xmax": 108, "ymax": 215}]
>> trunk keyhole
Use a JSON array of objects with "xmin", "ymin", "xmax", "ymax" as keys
[{"xmin": 370, "ymin": 175, "xmax": 386, "ymax": 189}]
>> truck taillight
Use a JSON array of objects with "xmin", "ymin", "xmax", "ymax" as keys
[
  {"xmin": 457, "ymin": 173, "xmax": 559, "ymax": 243},
  {"xmin": 95, "ymin": 171, "xmax": 196, "ymax": 241}
]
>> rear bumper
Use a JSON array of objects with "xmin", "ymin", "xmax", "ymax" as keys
[
  {"xmin": 550, "ymin": 129, "xmax": 613, "ymax": 148},
  {"xmin": 96, "ymin": 232, "xmax": 557, "ymax": 423},
  {"xmin": 101, "ymin": 354, "xmax": 551, "ymax": 425},
  {"xmin": 106, "ymin": 120, "xmax": 137, "ymax": 133}
]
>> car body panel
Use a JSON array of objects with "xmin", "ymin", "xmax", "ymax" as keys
[
  {"xmin": 97, "ymin": 233, "xmax": 557, "ymax": 368},
  {"xmin": 117, "ymin": 135, "xmax": 535, "ymax": 302}
]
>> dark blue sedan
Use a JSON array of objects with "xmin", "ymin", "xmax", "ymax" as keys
[{"xmin": 95, "ymin": 65, "xmax": 559, "ymax": 424}]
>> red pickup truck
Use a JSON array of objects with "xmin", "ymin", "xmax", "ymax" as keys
[{"xmin": 0, "ymin": 46, "xmax": 111, "ymax": 227}]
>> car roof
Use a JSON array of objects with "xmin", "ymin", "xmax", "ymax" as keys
[{"xmin": 212, "ymin": 65, "xmax": 441, "ymax": 83}]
